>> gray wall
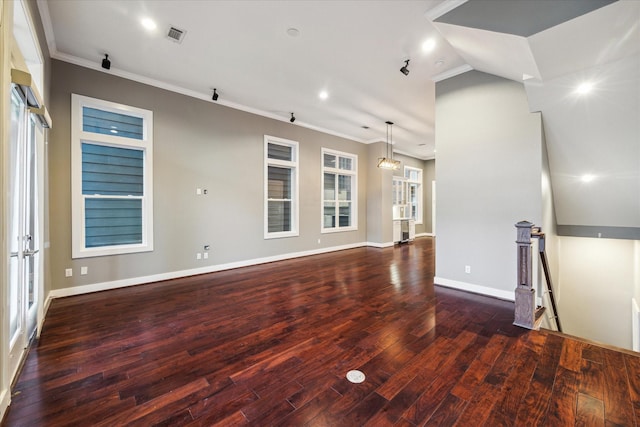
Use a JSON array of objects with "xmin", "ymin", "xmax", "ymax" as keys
[
  {"xmin": 366, "ymin": 141, "xmax": 392, "ymax": 244},
  {"xmin": 49, "ymin": 60, "xmax": 373, "ymax": 290},
  {"xmin": 435, "ymin": 70, "xmax": 542, "ymax": 296}
]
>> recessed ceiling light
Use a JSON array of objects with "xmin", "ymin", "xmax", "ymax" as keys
[
  {"xmin": 319, "ymin": 90, "xmax": 328, "ymax": 100},
  {"xmin": 362, "ymin": 126, "xmax": 370, "ymax": 129},
  {"xmin": 418, "ymin": 143, "xmax": 426, "ymax": 146},
  {"xmin": 581, "ymin": 174, "xmax": 596, "ymax": 183},
  {"xmin": 422, "ymin": 38, "xmax": 436, "ymax": 53},
  {"xmin": 576, "ymin": 82, "xmax": 593, "ymax": 95},
  {"xmin": 141, "ymin": 18, "xmax": 157, "ymax": 31},
  {"xmin": 287, "ymin": 28, "xmax": 300, "ymax": 37}
]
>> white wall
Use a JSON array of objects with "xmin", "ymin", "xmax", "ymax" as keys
[
  {"xmin": 435, "ymin": 71, "xmax": 542, "ymax": 298},
  {"xmin": 525, "ymin": 54, "xmax": 640, "ymax": 232},
  {"xmin": 539, "ymin": 124, "xmax": 560, "ymax": 329},
  {"xmin": 557, "ymin": 236, "xmax": 636, "ymax": 349}
]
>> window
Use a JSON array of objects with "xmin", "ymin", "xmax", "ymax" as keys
[
  {"xmin": 322, "ymin": 148, "xmax": 357, "ymax": 232},
  {"xmin": 264, "ymin": 135, "xmax": 299, "ymax": 238},
  {"xmin": 404, "ymin": 166, "xmax": 423, "ymax": 224},
  {"xmin": 71, "ymin": 94, "xmax": 153, "ymax": 258}
]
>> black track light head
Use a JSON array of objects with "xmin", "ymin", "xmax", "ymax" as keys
[
  {"xmin": 101, "ymin": 54, "xmax": 111, "ymax": 70},
  {"xmin": 290, "ymin": 113, "xmax": 296, "ymax": 123},
  {"xmin": 212, "ymin": 88, "xmax": 219, "ymax": 101},
  {"xmin": 400, "ymin": 59, "xmax": 410, "ymax": 76}
]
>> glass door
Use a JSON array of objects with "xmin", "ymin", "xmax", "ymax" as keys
[{"xmin": 8, "ymin": 85, "xmax": 40, "ymax": 380}]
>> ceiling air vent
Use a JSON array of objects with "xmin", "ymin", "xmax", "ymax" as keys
[{"xmin": 166, "ymin": 26, "xmax": 186, "ymax": 44}]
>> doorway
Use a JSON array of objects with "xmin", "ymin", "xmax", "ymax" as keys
[{"xmin": 8, "ymin": 85, "xmax": 43, "ymax": 381}]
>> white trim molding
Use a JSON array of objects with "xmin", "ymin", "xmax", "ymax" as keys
[
  {"xmin": 632, "ymin": 298, "xmax": 640, "ymax": 352},
  {"xmin": 0, "ymin": 389, "xmax": 10, "ymax": 422},
  {"xmin": 416, "ymin": 232, "xmax": 434, "ymax": 238},
  {"xmin": 435, "ymin": 277, "xmax": 515, "ymax": 301},
  {"xmin": 366, "ymin": 241, "xmax": 395, "ymax": 248}
]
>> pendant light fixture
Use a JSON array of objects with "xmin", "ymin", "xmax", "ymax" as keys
[{"xmin": 377, "ymin": 121, "xmax": 400, "ymax": 170}]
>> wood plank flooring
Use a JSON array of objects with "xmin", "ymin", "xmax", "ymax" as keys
[{"xmin": 3, "ymin": 237, "xmax": 639, "ymax": 426}]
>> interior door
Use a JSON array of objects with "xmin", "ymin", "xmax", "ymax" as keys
[{"xmin": 8, "ymin": 85, "xmax": 41, "ymax": 380}]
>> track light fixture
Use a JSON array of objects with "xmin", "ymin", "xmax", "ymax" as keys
[
  {"xmin": 400, "ymin": 59, "xmax": 410, "ymax": 76},
  {"xmin": 212, "ymin": 88, "xmax": 219, "ymax": 101},
  {"xmin": 290, "ymin": 113, "xmax": 296, "ymax": 123},
  {"xmin": 101, "ymin": 54, "xmax": 111, "ymax": 70}
]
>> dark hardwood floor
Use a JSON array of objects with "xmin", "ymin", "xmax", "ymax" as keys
[{"xmin": 3, "ymin": 237, "xmax": 639, "ymax": 426}]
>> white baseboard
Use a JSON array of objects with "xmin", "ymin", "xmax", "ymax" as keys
[
  {"xmin": 38, "ymin": 294, "xmax": 53, "ymax": 338},
  {"xmin": 416, "ymin": 232, "xmax": 434, "ymax": 237},
  {"xmin": 632, "ymin": 298, "xmax": 640, "ymax": 352},
  {"xmin": 366, "ymin": 241, "xmax": 395, "ymax": 248},
  {"xmin": 0, "ymin": 388, "xmax": 10, "ymax": 422},
  {"xmin": 434, "ymin": 277, "xmax": 514, "ymax": 301},
  {"xmin": 49, "ymin": 241, "xmax": 386, "ymax": 299}
]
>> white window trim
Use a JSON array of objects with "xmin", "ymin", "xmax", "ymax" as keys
[
  {"xmin": 321, "ymin": 148, "xmax": 358, "ymax": 234},
  {"xmin": 71, "ymin": 94, "xmax": 154, "ymax": 258},
  {"xmin": 404, "ymin": 165, "xmax": 423, "ymax": 225},
  {"xmin": 264, "ymin": 135, "xmax": 299, "ymax": 239}
]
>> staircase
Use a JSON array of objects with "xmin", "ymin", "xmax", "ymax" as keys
[{"xmin": 513, "ymin": 221, "xmax": 561, "ymax": 331}]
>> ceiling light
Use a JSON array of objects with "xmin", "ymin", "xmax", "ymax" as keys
[
  {"xmin": 141, "ymin": 18, "xmax": 157, "ymax": 31},
  {"xmin": 400, "ymin": 60, "xmax": 410, "ymax": 76},
  {"xmin": 212, "ymin": 88, "xmax": 219, "ymax": 101},
  {"xmin": 290, "ymin": 113, "xmax": 296, "ymax": 123},
  {"xmin": 581, "ymin": 174, "xmax": 596, "ymax": 183},
  {"xmin": 287, "ymin": 27, "xmax": 300, "ymax": 37},
  {"xmin": 101, "ymin": 54, "xmax": 111, "ymax": 70},
  {"xmin": 576, "ymin": 82, "xmax": 593, "ymax": 95},
  {"xmin": 378, "ymin": 121, "xmax": 400, "ymax": 170},
  {"xmin": 319, "ymin": 90, "xmax": 328, "ymax": 100},
  {"xmin": 422, "ymin": 39, "xmax": 436, "ymax": 53}
]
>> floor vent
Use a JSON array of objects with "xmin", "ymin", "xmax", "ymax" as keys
[{"xmin": 167, "ymin": 26, "xmax": 186, "ymax": 43}]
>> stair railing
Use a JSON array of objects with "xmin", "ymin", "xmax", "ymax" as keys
[{"xmin": 513, "ymin": 221, "xmax": 562, "ymax": 331}]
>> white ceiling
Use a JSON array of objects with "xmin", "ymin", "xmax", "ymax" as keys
[
  {"xmin": 37, "ymin": 1, "xmax": 636, "ymax": 158},
  {"xmin": 37, "ymin": 0, "xmax": 640, "ymax": 228},
  {"xmin": 38, "ymin": 0, "xmax": 474, "ymax": 159}
]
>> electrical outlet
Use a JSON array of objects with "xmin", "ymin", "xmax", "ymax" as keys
[
  {"xmin": 203, "ymin": 253, "xmax": 209, "ymax": 259},
  {"xmin": 81, "ymin": 266, "xmax": 88, "ymax": 275},
  {"xmin": 196, "ymin": 188, "xmax": 202, "ymax": 195},
  {"xmin": 196, "ymin": 253, "xmax": 202, "ymax": 260},
  {"xmin": 465, "ymin": 265, "xmax": 471, "ymax": 274},
  {"xmin": 65, "ymin": 268, "xmax": 73, "ymax": 277}
]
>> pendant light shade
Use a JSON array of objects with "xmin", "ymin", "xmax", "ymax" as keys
[{"xmin": 377, "ymin": 121, "xmax": 400, "ymax": 170}]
